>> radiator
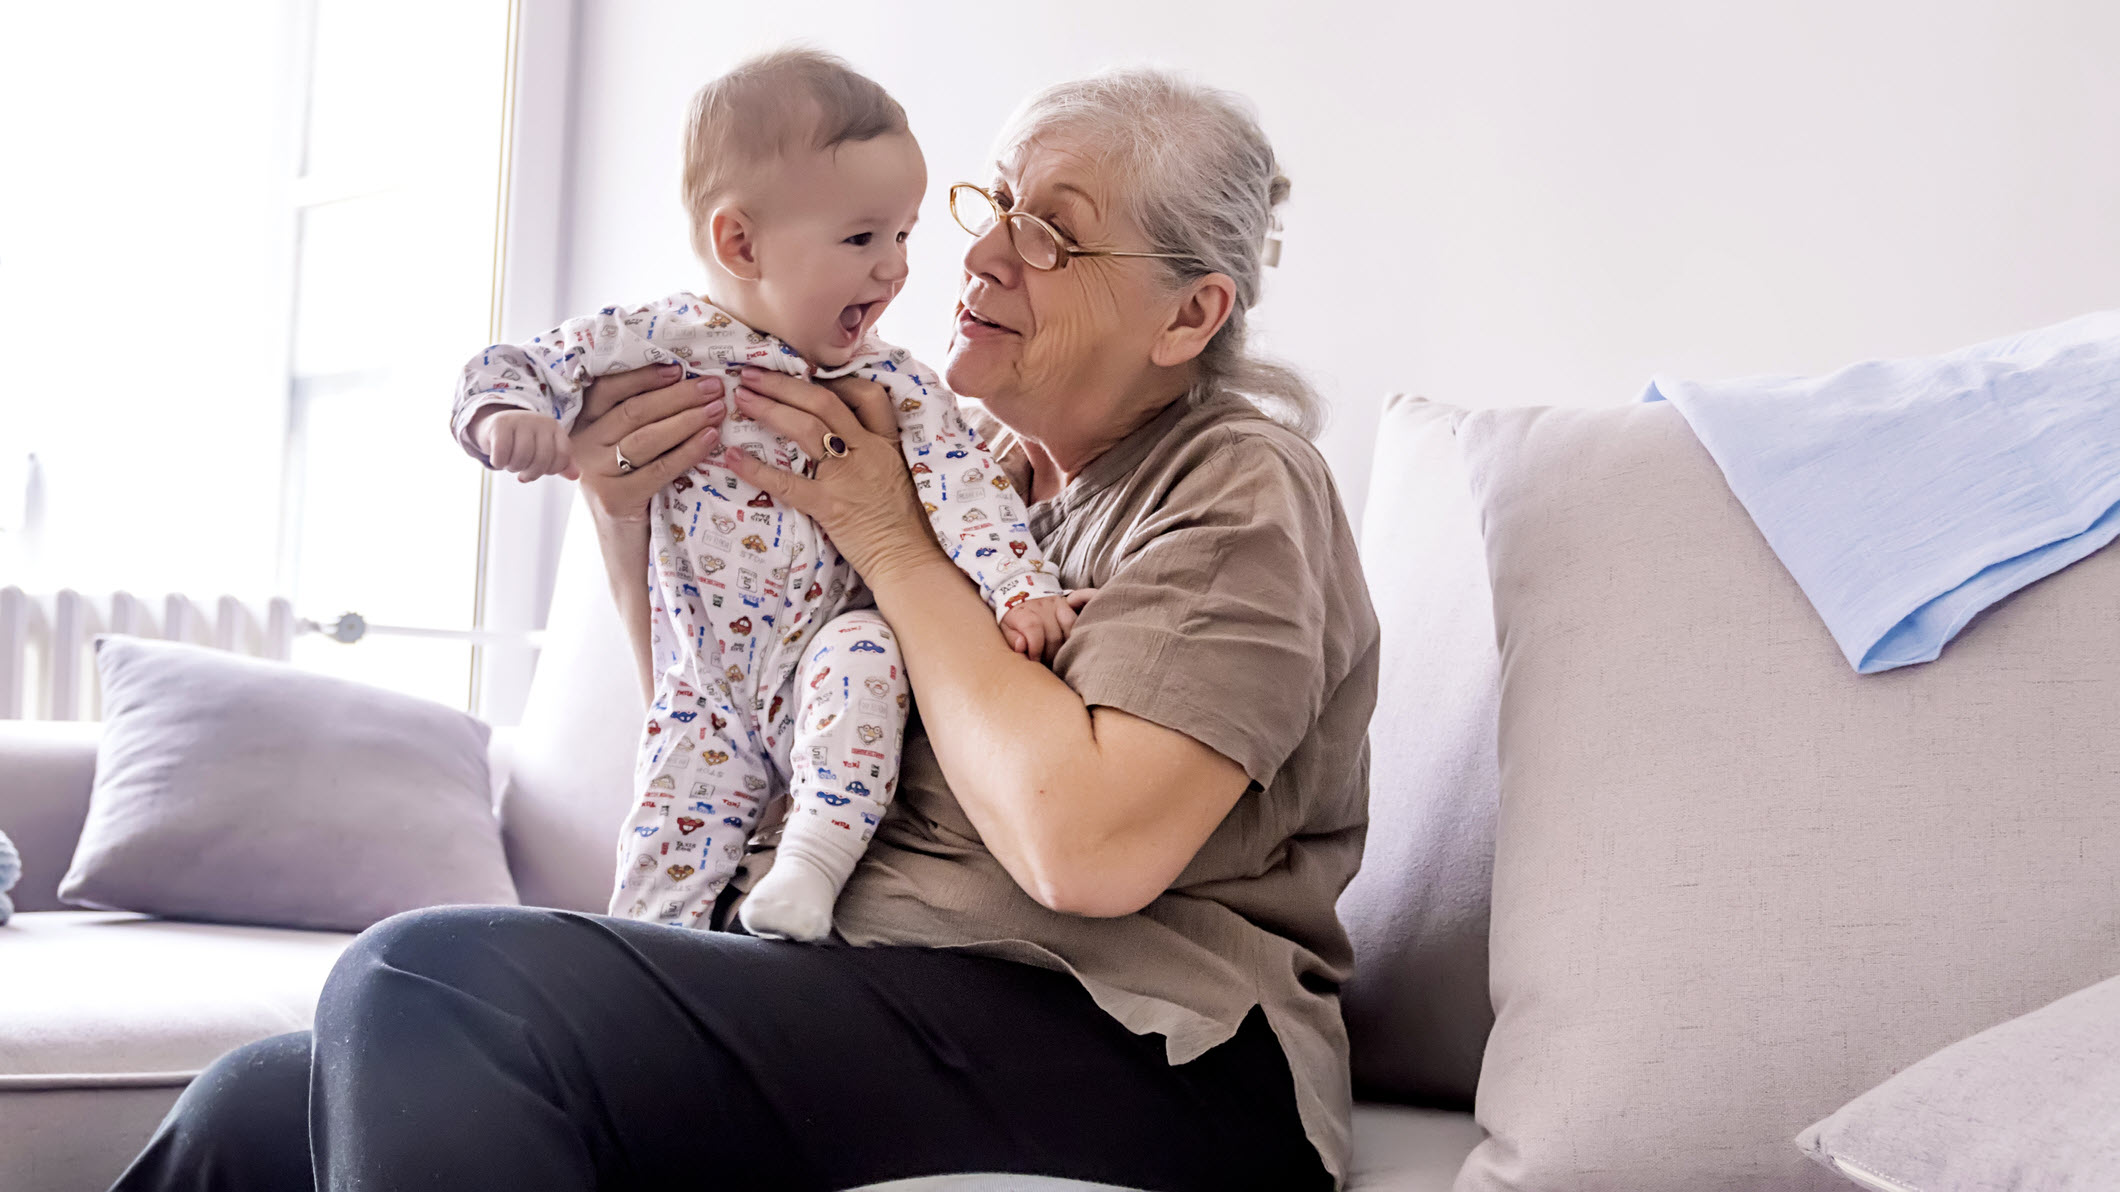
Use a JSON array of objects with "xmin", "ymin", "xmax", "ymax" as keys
[{"xmin": 0, "ymin": 587, "xmax": 297, "ymax": 721}]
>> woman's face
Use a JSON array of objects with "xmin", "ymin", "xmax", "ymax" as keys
[{"xmin": 943, "ymin": 136, "xmax": 1181, "ymax": 446}]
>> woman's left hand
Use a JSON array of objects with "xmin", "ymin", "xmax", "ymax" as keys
[{"xmin": 723, "ymin": 366, "xmax": 942, "ymax": 585}]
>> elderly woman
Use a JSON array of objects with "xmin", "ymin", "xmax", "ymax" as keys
[{"xmin": 115, "ymin": 70, "xmax": 1375, "ymax": 1192}]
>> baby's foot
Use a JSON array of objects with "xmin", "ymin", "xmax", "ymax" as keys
[{"xmin": 738, "ymin": 850, "xmax": 841, "ymax": 942}]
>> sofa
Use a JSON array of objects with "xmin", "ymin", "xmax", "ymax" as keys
[{"xmin": 5, "ymin": 395, "xmax": 2116, "ymax": 1191}]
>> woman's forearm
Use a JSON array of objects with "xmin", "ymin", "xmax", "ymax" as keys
[
  {"xmin": 869, "ymin": 552, "xmax": 1202, "ymax": 913},
  {"xmin": 592, "ymin": 509, "xmax": 656, "ymax": 705},
  {"xmin": 871, "ymin": 555, "xmax": 1097, "ymax": 890}
]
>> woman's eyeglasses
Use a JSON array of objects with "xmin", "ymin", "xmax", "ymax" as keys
[{"xmin": 948, "ymin": 182, "xmax": 1196, "ymax": 272}]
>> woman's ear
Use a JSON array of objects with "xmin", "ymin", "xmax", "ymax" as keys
[
  {"xmin": 708, "ymin": 206, "xmax": 762, "ymax": 282},
  {"xmin": 1149, "ymin": 273, "xmax": 1237, "ymax": 369}
]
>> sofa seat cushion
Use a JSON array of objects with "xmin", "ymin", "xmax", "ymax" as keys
[
  {"xmin": 844, "ymin": 1107, "xmax": 1480, "ymax": 1192},
  {"xmin": 0, "ymin": 910, "xmax": 353, "ymax": 1086},
  {"xmin": 0, "ymin": 912, "xmax": 1482, "ymax": 1190},
  {"xmin": 1346, "ymin": 1105, "xmax": 1484, "ymax": 1191}
]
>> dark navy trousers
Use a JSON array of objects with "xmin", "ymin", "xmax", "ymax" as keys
[{"xmin": 112, "ymin": 905, "xmax": 1331, "ymax": 1191}]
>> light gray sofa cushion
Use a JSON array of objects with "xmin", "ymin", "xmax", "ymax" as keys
[
  {"xmin": 0, "ymin": 911, "xmax": 353, "ymax": 1081},
  {"xmin": 847, "ymin": 1107, "xmax": 1481, "ymax": 1192},
  {"xmin": 1798, "ymin": 971, "xmax": 2120, "ymax": 1191},
  {"xmin": 1348, "ymin": 1105, "xmax": 1487, "ymax": 1191},
  {"xmin": 60, "ymin": 636, "xmax": 517, "ymax": 931},
  {"xmin": 1337, "ymin": 395, "xmax": 1498, "ymax": 1108},
  {"xmin": 0, "ymin": 910, "xmax": 356, "ymax": 1192},
  {"xmin": 1453, "ymin": 402, "xmax": 2120, "ymax": 1191}
]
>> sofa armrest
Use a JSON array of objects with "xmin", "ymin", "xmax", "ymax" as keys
[{"xmin": 0, "ymin": 721, "xmax": 101, "ymax": 914}]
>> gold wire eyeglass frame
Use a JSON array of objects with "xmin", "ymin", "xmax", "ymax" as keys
[{"xmin": 948, "ymin": 182, "xmax": 1196, "ymax": 271}]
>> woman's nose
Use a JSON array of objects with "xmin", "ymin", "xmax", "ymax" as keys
[{"xmin": 962, "ymin": 222, "xmax": 1019, "ymax": 289}]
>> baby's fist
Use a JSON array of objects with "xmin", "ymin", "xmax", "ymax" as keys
[
  {"xmin": 1000, "ymin": 589, "xmax": 1097, "ymax": 666},
  {"xmin": 475, "ymin": 408, "xmax": 577, "ymax": 482}
]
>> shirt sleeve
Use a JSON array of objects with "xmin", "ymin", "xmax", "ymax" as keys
[
  {"xmin": 449, "ymin": 300, "xmax": 689, "ymax": 464},
  {"xmin": 878, "ymin": 358, "xmax": 1067, "ymax": 619},
  {"xmin": 1054, "ymin": 436, "xmax": 1337, "ymax": 786}
]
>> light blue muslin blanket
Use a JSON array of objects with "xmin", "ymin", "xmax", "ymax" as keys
[{"xmin": 1645, "ymin": 310, "xmax": 2120, "ymax": 673}]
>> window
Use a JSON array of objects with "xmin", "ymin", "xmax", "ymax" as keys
[{"xmin": 2, "ymin": 1, "xmax": 523, "ymax": 712}]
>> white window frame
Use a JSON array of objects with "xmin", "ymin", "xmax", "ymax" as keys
[
  {"xmin": 288, "ymin": 0, "xmax": 581, "ymax": 724},
  {"xmin": 469, "ymin": 0, "xmax": 581, "ymax": 724}
]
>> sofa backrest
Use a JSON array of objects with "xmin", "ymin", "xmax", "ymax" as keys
[
  {"xmin": 493, "ymin": 500, "xmax": 652, "ymax": 915},
  {"xmin": 1335, "ymin": 396, "xmax": 1502, "ymax": 1109},
  {"xmin": 0, "ymin": 721, "xmax": 101, "ymax": 913}
]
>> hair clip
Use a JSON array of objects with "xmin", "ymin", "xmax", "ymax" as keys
[{"xmin": 1262, "ymin": 237, "xmax": 1282, "ymax": 268}]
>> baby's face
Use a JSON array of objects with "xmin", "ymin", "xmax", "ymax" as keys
[{"xmin": 747, "ymin": 132, "xmax": 926, "ymax": 369}]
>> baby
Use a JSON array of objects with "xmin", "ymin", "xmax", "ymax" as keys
[{"xmin": 450, "ymin": 50, "xmax": 1073, "ymax": 941}]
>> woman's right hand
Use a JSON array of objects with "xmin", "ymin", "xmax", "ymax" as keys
[{"xmin": 570, "ymin": 365, "xmax": 727, "ymax": 526}]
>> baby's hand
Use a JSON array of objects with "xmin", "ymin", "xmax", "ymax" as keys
[
  {"xmin": 474, "ymin": 408, "xmax": 578, "ymax": 482},
  {"xmin": 1000, "ymin": 589, "xmax": 1097, "ymax": 666}
]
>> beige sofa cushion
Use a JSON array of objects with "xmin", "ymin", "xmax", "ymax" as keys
[
  {"xmin": 1337, "ymin": 396, "xmax": 1498, "ymax": 1108},
  {"xmin": 1453, "ymin": 402, "xmax": 2120, "ymax": 1191}
]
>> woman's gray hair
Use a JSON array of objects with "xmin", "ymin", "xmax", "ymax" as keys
[{"xmin": 995, "ymin": 69, "xmax": 1322, "ymax": 438}]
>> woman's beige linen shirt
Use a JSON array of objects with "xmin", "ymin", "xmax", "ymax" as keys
[{"xmin": 749, "ymin": 389, "xmax": 1378, "ymax": 1183}]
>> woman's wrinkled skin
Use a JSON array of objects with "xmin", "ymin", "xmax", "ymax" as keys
[{"xmin": 947, "ymin": 134, "xmax": 1233, "ymax": 495}]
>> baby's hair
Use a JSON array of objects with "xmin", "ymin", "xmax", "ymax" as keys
[{"xmin": 681, "ymin": 48, "xmax": 910, "ymax": 263}]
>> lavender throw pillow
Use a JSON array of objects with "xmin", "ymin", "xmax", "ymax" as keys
[{"xmin": 59, "ymin": 636, "xmax": 517, "ymax": 931}]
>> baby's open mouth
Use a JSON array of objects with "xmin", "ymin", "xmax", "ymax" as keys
[{"xmin": 837, "ymin": 303, "xmax": 870, "ymax": 335}]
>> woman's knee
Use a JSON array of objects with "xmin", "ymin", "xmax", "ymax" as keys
[
  {"xmin": 318, "ymin": 905, "xmax": 577, "ymax": 1026},
  {"xmin": 334, "ymin": 903, "xmax": 498, "ymax": 975}
]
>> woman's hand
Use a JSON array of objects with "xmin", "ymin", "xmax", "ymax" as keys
[
  {"xmin": 567, "ymin": 364, "xmax": 726, "ymax": 704},
  {"xmin": 570, "ymin": 364, "xmax": 727, "ymax": 527},
  {"xmin": 722, "ymin": 367, "xmax": 942, "ymax": 585}
]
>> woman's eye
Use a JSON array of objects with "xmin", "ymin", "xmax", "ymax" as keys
[{"xmin": 844, "ymin": 232, "xmax": 874, "ymax": 247}]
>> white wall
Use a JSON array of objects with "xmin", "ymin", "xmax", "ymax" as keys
[{"xmin": 558, "ymin": 0, "xmax": 2120, "ymax": 527}]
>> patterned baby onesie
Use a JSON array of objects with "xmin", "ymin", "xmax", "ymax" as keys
[{"xmin": 452, "ymin": 293, "xmax": 1063, "ymax": 927}]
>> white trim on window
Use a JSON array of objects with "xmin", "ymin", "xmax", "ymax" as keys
[{"xmin": 472, "ymin": 0, "xmax": 580, "ymax": 725}]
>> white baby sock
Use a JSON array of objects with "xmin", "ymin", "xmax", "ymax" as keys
[{"xmin": 739, "ymin": 843, "xmax": 849, "ymax": 941}]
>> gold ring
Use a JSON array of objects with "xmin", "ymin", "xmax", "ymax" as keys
[
  {"xmin": 821, "ymin": 433, "xmax": 849, "ymax": 459},
  {"xmin": 615, "ymin": 446, "xmax": 637, "ymax": 474}
]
